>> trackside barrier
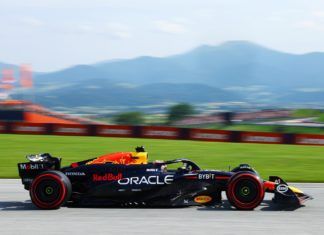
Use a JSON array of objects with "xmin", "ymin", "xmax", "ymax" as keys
[
  {"xmin": 1, "ymin": 121, "xmax": 324, "ymax": 146},
  {"xmin": 295, "ymin": 134, "xmax": 324, "ymax": 146},
  {"xmin": 96, "ymin": 125, "xmax": 133, "ymax": 137},
  {"xmin": 240, "ymin": 132, "xmax": 284, "ymax": 144},
  {"xmin": 0, "ymin": 122, "xmax": 7, "ymax": 133},
  {"xmin": 52, "ymin": 124, "xmax": 89, "ymax": 136},
  {"xmin": 141, "ymin": 126, "xmax": 180, "ymax": 139},
  {"xmin": 189, "ymin": 129, "xmax": 231, "ymax": 142},
  {"xmin": 10, "ymin": 122, "xmax": 47, "ymax": 135}
]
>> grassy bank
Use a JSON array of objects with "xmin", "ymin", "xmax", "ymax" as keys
[{"xmin": 0, "ymin": 134, "xmax": 323, "ymax": 181}]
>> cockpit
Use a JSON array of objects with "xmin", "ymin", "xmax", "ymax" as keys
[{"xmin": 154, "ymin": 159, "xmax": 201, "ymax": 174}]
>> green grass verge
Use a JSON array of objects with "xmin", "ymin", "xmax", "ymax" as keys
[
  {"xmin": 223, "ymin": 124, "xmax": 324, "ymax": 134},
  {"xmin": 185, "ymin": 123, "xmax": 324, "ymax": 134},
  {"xmin": 0, "ymin": 134, "xmax": 324, "ymax": 182}
]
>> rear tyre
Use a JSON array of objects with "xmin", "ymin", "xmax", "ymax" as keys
[
  {"xmin": 226, "ymin": 172, "xmax": 264, "ymax": 210},
  {"xmin": 30, "ymin": 171, "xmax": 71, "ymax": 209}
]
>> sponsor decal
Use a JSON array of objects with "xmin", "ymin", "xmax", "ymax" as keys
[
  {"xmin": 239, "ymin": 165, "xmax": 252, "ymax": 170},
  {"xmin": 99, "ymin": 129, "xmax": 131, "ymax": 135},
  {"xmin": 22, "ymin": 178, "xmax": 33, "ymax": 183},
  {"xmin": 131, "ymin": 189, "xmax": 142, "ymax": 192},
  {"xmin": 142, "ymin": 127, "xmax": 179, "ymax": 139},
  {"xmin": 244, "ymin": 136, "xmax": 281, "ymax": 143},
  {"xmin": 92, "ymin": 173, "xmax": 123, "ymax": 182},
  {"xmin": 118, "ymin": 175, "xmax": 174, "ymax": 185},
  {"xmin": 146, "ymin": 168, "xmax": 158, "ymax": 172},
  {"xmin": 144, "ymin": 130, "xmax": 178, "ymax": 137},
  {"xmin": 198, "ymin": 173, "xmax": 215, "ymax": 180},
  {"xmin": 276, "ymin": 184, "xmax": 289, "ymax": 193},
  {"xmin": 295, "ymin": 134, "xmax": 324, "ymax": 146},
  {"xmin": 65, "ymin": 172, "xmax": 86, "ymax": 176},
  {"xmin": 55, "ymin": 127, "xmax": 86, "ymax": 134},
  {"xmin": 193, "ymin": 133, "xmax": 227, "ymax": 140},
  {"xmin": 194, "ymin": 195, "xmax": 213, "ymax": 204},
  {"xmin": 297, "ymin": 138, "xmax": 324, "ymax": 145},
  {"xmin": 190, "ymin": 129, "xmax": 230, "ymax": 142},
  {"xmin": 14, "ymin": 126, "xmax": 45, "ymax": 132},
  {"xmin": 19, "ymin": 163, "xmax": 45, "ymax": 170}
]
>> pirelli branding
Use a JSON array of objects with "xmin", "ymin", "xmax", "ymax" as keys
[{"xmin": 194, "ymin": 195, "xmax": 212, "ymax": 204}]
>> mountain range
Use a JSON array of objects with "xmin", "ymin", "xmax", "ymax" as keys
[{"xmin": 2, "ymin": 41, "xmax": 324, "ymax": 109}]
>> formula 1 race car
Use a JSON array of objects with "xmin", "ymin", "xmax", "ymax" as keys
[{"xmin": 17, "ymin": 147, "xmax": 312, "ymax": 210}]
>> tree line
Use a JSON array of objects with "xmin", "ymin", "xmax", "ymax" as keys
[{"xmin": 113, "ymin": 103, "xmax": 195, "ymax": 125}]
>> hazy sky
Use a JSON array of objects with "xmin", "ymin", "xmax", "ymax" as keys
[{"xmin": 1, "ymin": 0, "xmax": 324, "ymax": 71}]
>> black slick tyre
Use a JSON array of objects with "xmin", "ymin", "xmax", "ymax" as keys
[{"xmin": 30, "ymin": 171, "xmax": 71, "ymax": 209}]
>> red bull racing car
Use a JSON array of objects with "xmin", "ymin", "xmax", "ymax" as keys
[{"xmin": 18, "ymin": 147, "xmax": 312, "ymax": 210}]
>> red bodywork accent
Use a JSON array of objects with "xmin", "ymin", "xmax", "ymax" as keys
[
  {"xmin": 88, "ymin": 152, "xmax": 136, "ymax": 165},
  {"xmin": 185, "ymin": 176, "xmax": 197, "ymax": 179},
  {"xmin": 71, "ymin": 162, "xmax": 79, "ymax": 168},
  {"xmin": 215, "ymin": 176, "xmax": 230, "ymax": 180},
  {"xmin": 263, "ymin": 181, "xmax": 276, "ymax": 191}
]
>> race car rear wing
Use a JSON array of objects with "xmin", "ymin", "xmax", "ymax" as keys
[{"xmin": 17, "ymin": 153, "xmax": 61, "ymax": 190}]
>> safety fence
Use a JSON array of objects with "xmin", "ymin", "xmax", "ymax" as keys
[{"xmin": 0, "ymin": 121, "xmax": 324, "ymax": 146}]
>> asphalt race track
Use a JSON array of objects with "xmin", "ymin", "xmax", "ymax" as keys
[{"xmin": 0, "ymin": 180, "xmax": 323, "ymax": 235}]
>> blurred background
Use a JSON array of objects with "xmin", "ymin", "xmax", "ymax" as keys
[
  {"xmin": 1, "ymin": 0, "xmax": 324, "ymax": 133},
  {"xmin": 1, "ymin": 0, "xmax": 324, "ymax": 181}
]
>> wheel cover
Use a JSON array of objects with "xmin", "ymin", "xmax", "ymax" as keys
[
  {"xmin": 234, "ymin": 179, "xmax": 258, "ymax": 203},
  {"xmin": 228, "ymin": 174, "xmax": 264, "ymax": 210},
  {"xmin": 31, "ymin": 174, "xmax": 67, "ymax": 209},
  {"xmin": 34, "ymin": 179, "xmax": 61, "ymax": 203}
]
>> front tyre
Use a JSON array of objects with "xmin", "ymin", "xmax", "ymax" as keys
[
  {"xmin": 226, "ymin": 172, "xmax": 264, "ymax": 210},
  {"xmin": 30, "ymin": 171, "xmax": 71, "ymax": 209}
]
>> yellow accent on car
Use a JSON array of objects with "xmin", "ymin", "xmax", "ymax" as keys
[
  {"xmin": 194, "ymin": 195, "xmax": 213, "ymax": 204},
  {"xmin": 288, "ymin": 186, "xmax": 303, "ymax": 194},
  {"xmin": 130, "ymin": 152, "xmax": 148, "ymax": 164}
]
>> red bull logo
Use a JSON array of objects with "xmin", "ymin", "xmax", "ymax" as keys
[{"xmin": 92, "ymin": 173, "xmax": 123, "ymax": 182}]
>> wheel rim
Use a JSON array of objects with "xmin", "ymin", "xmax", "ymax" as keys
[
  {"xmin": 31, "ymin": 174, "xmax": 67, "ymax": 209},
  {"xmin": 45, "ymin": 186, "xmax": 54, "ymax": 195},
  {"xmin": 240, "ymin": 186, "xmax": 250, "ymax": 196},
  {"xmin": 234, "ymin": 179, "xmax": 258, "ymax": 203},
  {"xmin": 35, "ymin": 179, "xmax": 61, "ymax": 203}
]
